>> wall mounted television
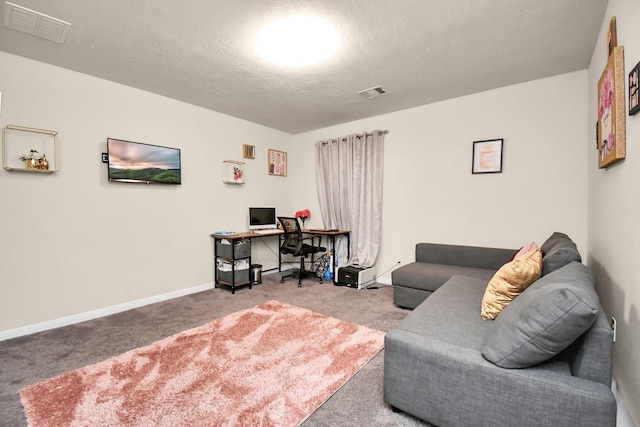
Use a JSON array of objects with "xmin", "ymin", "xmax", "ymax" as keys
[
  {"xmin": 107, "ymin": 138, "xmax": 181, "ymax": 184},
  {"xmin": 248, "ymin": 207, "xmax": 277, "ymax": 231}
]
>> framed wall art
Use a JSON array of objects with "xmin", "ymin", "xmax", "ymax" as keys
[
  {"xmin": 242, "ymin": 144, "xmax": 255, "ymax": 159},
  {"xmin": 268, "ymin": 149, "xmax": 287, "ymax": 176},
  {"xmin": 607, "ymin": 16, "xmax": 617, "ymax": 57},
  {"xmin": 472, "ymin": 139, "xmax": 503, "ymax": 174},
  {"xmin": 597, "ymin": 45, "xmax": 626, "ymax": 168},
  {"xmin": 629, "ymin": 61, "xmax": 640, "ymax": 116}
]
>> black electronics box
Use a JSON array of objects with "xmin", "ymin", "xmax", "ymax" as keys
[{"xmin": 337, "ymin": 265, "xmax": 376, "ymax": 289}]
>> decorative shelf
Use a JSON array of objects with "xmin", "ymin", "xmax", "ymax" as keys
[
  {"xmin": 2, "ymin": 125, "xmax": 60, "ymax": 173},
  {"xmin": 222, "ymin": 160, "xmax": 245, "ymax": 184}
]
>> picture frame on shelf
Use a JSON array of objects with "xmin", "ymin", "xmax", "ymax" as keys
[
  {"xmin": 472, "ymin": 139, "xmax": 503, "ymax": 174},
  {"xmin": 597, "ymin": 46, "xmax": 626, "ymax": 168},
  {"xmin": 268, "ymin": 149, "xmax": 287, "ymax": 176},
  {"xmin": 629, "ymin": 61, "xmax": 640, "ymax": 116}
]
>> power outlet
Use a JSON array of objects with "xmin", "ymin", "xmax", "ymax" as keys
[{"xmin": 611, "ymin": 317, "xmax": 617, "ymax": 343}]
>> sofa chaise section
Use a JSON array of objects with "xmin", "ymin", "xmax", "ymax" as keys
[{"xmin": 392, "ymin": 243, "xmax": 515, "ymax": 309}]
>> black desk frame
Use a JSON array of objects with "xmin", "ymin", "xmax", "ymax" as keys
[
  {"xmin": 211, "ymin": 229, "xmax": 350, "ymax": 287},
  {"xmin": 278, "ymin": 229, "xmax": 350, "ymax": 284}
]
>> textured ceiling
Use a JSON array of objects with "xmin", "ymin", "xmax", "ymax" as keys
[{"xmin": 0, "ymin": 0, "xmax": 608, "ymax": 134}]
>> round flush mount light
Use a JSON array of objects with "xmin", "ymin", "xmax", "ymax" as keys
[{"xmin": 255, "ymin": 15, "xmax": 338, "ymax": 67}]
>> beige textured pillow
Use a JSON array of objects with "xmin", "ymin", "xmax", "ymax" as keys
[{"xmin": 480, "ymin": 249, "xmax": 542, "ymax": 320}]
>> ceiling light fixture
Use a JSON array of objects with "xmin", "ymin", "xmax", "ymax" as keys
[{"xmin": 255, "ymin": 15, "xmax": 338, "ymax": 67}]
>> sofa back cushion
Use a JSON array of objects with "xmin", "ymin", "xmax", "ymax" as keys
[
  {"xmin": 482, "ymin": 262, "xmax": 599, "ymax": 369},
  {"xmin": 415, "ymin": 243, "xmax": 515, "ymax": 270},
  {"xmin": 540, "ymin": 232, "xmax": 581, "ymax": 276}
]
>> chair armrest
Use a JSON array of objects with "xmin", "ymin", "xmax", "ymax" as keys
[{"xmin": 304, "ymin": 235, "xmax": 322, "ymax": 247}]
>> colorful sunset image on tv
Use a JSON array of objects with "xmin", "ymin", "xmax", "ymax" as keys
[{"xmin": 108, "ymin": 138, "xmax": 181, "ymax": 184}]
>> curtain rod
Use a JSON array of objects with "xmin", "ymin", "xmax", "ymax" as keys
[{"xmin": 317, "ymin": 130, "xmax": 389, "ymax": 145}]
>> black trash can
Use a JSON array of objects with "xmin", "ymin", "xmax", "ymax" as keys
[{"xmin": 251, "ymin": 264, "xmax": 262, "ymax": 284}]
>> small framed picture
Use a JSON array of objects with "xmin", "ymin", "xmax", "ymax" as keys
[
  {"xmin": 629, "ymin": 61, "xmax": 640, "ymax": 116},
  {"xmin": 268, "ymin": 149, "xmax": 287, "ymax": 176},
  {"xmin": 472, "ymin": 139, "xmax": 503, "ymax": 174},
  {"xmin": 242, "ymin": 144, "xmax": 255, "ymax": 159}
]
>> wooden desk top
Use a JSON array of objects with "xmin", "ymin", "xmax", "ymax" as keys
[
  {"xmin": 210, "ymin": 229, "xmax": 349, "ymax": 240},
  {"xmin": 303, "ymin": 229, "xmax": 350, "ymax": 235},
  {"xmin": 210, "ymin": 230, "xmax": 284, "ymax": 240}
]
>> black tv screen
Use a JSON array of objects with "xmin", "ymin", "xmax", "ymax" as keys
[{"xmin": 107, "ymin": 138, "xmax": 181, "ymax": 184}]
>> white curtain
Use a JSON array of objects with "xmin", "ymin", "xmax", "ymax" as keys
[{"xmin": 315, "ymin": 130, "xmax": 386, "ymax": 268}]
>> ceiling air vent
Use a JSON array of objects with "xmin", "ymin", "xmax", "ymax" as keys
[
  {"xmin": 3, "ymin": 2, "xmax": 71, "ymax": 44},
  {"xmin": 358, "ymin": 85, "xmax": 388, "ymax": 100}
]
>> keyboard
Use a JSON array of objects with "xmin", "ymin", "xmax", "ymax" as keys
[{"xmin": 253, "ymin": 229, "xmax": 279, "ymax": 234}]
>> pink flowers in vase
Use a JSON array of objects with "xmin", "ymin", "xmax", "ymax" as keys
[
  {"xmin": 295, "ymin": 209, "xmax": 311, "ymax": 220},
  {"xmin": 295, "ymin": 209, "xmax": 311, "ymax": 227}
]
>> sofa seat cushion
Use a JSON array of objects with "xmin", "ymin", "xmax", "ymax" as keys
[
  {"xmin": 391, "ymin": 262, "xmax": 496, "ymax": 293},
  {"xmin": 396, "ymin": 275, "xmax": 491, "ymax": 350},
  {"xmin": 482, "ymin": 262, "xmax": 599, "ymax": 368}
]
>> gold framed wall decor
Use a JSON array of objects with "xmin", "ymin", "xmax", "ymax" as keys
[
  {"xmin": 242, "ymin": 144, "xmax": 255, "ymax": 159},
  {"xmin": 268, "ymin": 149, "xmax": 287, "ymax": 176},
  {"xmin": 607, "ymin": 16, "xmax": 617, "ymax": 57},
  {"xmin": 597, "ymin": 45, "xmax": 626, "ymax": 168}
]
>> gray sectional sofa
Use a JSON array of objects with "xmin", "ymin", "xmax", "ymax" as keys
[
  {"xmin": 384, "ymin": 232, "xmax": 616, "ymax": 426},
  {"xmin": 392, "ymin": 243, "xmax": 515, "ymax": 309}
]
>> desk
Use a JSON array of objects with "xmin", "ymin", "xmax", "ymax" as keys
[
  {"xmin": 286, "ymin": 229, "xmax": 350, "ymax": 285},
  {"xmin": 302, "ymin": 229, "xmax": 351, "ymax": 273},
  {"xmin": 210, "ymin": 229, "xmax": 350, "ymax": 289}
]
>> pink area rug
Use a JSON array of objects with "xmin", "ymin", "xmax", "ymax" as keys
[{"xmin": 20, "ymin": 300, "xmax": 385, "ymax": 426}]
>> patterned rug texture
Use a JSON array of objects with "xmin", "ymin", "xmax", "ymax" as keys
[{"xmin": 20, "ymin": 300, "xmax": 385, "ymax": 426}]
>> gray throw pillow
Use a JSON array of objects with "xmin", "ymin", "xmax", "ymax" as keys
[
  {"xmin": 540, "ymin": 232, "xmax": 581, "ymax": 276},
  {"xmin": 482, "ymin": 262, "xmax": 598, "ymax": 369}
]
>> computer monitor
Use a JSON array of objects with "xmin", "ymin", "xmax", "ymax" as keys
[{"xmin": 248, "ymin": 207, "xmax": 277, "ymax": 231}]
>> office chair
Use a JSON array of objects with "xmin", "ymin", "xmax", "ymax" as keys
[{"xmin": 278, "ymin": 216, "xmax": 326, "ymax": 287}]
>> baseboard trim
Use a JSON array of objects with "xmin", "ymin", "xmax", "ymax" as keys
[
  {"xmin": 0, "ymin": 282, "xmax": 215, "ymax": 342},
  {"xmin": 612, "ymin": 377, "xmax": 635, "ymax": 427},
  {"xmin": 376, "ymin": 276, "xmax": 392, "ymax": 285}
]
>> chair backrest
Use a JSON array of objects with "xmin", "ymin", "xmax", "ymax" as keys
[{"xmin": 278, "ymin": 217, "xmax": 303, "ymax": 255}]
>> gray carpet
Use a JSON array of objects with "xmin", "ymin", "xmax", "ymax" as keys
[{"xmin": 0, "ymin": 273, "xmax": 431, "ymax": 426}]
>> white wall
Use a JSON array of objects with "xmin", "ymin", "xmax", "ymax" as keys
[
  {"xmin": 292, "ymin": 71, "xmax": 589, "ymax": 282},
  {"xmin": 0, "ymin": 51, "xmax": 593, "ymax": 348},
  {"xmin": 0, "ymin": 52, "xmax": 294, "ymax": 334},
  {"xmin": 588, "ymin": 1, "xmax": 640, "ymax": 425}
]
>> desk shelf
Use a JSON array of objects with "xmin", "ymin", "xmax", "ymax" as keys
[
  {"xmin": 213, "ymin": 237, "xmax": 252, "ymax": 294},
  {"xmin": 211, "ymin": 229, "xmax": 351, "ymax": 287}
]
